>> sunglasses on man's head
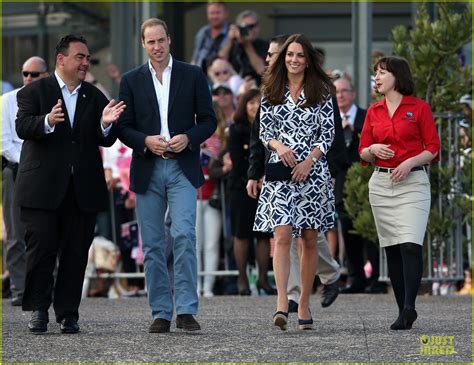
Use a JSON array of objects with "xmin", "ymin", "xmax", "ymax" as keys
[
  {"xmin": 214, "ymin": 70, "xmax": 229, "ymax": 77},
  {"xmin": 22, "ymin": 71, "xmax": 41, "ymax": 78}
]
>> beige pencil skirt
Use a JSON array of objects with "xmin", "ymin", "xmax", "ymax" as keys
[{"xmin": 368, "ymin": 169, "xmax": 431, "ymax": 247}]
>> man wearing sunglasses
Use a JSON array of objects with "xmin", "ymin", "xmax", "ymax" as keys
[
  {"xmin": 2, "ymin": 56, "xmax": 49, "ymax": 308},
  {"xmin": 218, "ymin": 10, "xmax": 268, "ymax": 84}
]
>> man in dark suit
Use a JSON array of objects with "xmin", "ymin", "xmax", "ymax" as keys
[
  {"xmin": 334, "ymin": 77, "xmax": 385, "ymax": 294},
  {"xmin": 118, "ymin": 18, "xmax": 216, "ymax": 334},
  {"xmin": 15, "ymin": 34, "xmax": 126, "ymax": 333}
]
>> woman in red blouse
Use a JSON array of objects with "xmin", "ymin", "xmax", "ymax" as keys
[{"xmin": 359, "ymin": 56, "xmax": 440, "ymax": 330}]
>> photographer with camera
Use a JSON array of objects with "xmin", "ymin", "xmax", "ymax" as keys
[{"xmin": 218, "ymin": 10, "xmax": 267, "ymax": 85}]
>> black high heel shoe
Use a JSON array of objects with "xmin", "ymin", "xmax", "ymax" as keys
[
  {"xmin": 402, "ymin": 308, "xmax": 417, "ymax": 329},
  {"xmin": 273, "ymin": 311, "xmax": 288, "ymax": 331},
  {"xmin": 390, "ymin": 309, "xmax": 417, "ymax": 330},
  {"xmin": 257, "ymin": 282, "xmax": 277, "ymax": 296}
]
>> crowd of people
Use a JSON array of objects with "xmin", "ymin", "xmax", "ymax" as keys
[{"xmin": 1, "ymin": 1, "xmax": 469, "ymax": 335}]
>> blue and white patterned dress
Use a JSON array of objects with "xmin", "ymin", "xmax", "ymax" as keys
[{"xmin": 253, "ymin": 88, "xmax": 335, "ymax": 235}]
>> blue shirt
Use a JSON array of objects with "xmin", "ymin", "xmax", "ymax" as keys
[{"xmin": 191, "ymin": 23, "xmax": 229, "ymax": 71}]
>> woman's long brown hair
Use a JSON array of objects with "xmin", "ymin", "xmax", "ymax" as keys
[{"xmin": 261, "ymin": 33, "xmax": 335, "ymax": 108}]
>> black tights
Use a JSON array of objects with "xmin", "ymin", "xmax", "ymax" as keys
[{"xmin": 384, "ymin": 243, "xmax": 423, "ymax": 314}]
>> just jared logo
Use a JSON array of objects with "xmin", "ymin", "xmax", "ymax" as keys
[{"xmin": 419, "ymin": 335, "xmax": 455, "ymax": 355}]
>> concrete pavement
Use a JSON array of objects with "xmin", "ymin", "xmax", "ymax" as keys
[{"xmin": 1, "ymin": 293, "xmax": 472, "ymax": 363}]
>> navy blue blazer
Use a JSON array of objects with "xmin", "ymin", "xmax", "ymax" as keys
[{"xmin": 118, "ymin": 59, "xmax": 216, "ymax": 192}]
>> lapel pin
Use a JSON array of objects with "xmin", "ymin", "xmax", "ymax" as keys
[
  {"xmin": 406, "ymin": 112, "xmax": 413, "ymax": 118},
  {"xmin": 82, "ymin": 94, "xmax": 86, "ymax": 98}
]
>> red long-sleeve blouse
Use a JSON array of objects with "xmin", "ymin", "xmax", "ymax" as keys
[{"xmin": 359, "ymin": 95, "xmax": 440, "ymax": 167}]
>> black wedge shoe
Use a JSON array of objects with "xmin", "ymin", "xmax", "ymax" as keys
[{"xmin": 273, "ymin": 311, "xmax": 288, "ymax": 331}]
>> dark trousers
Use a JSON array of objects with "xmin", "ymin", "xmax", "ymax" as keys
[
  {"xmin": 21, "ymin": 179, "xmax": 96, "ymax": 322},
  {"xmin": 2, "ymin": 165, "xmax": 26, "ymax": 298},
  {"xmin": 339, "ymin": 207, "xmax": 379, "ymax": 287}
]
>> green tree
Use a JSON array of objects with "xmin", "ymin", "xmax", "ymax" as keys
[{"xmin": 391, "ymin": 2, "xmax": 471, "ymax": 111}]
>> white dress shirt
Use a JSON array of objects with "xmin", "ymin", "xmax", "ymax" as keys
[
  {"xmin": 45, "ymin": 71, "xmax": 111, "ymax": 135},
  {"xmin": 1, "ymin": 88, "xmax": 23, "ymax": 163},
  {"xmin": 339, "ymin": 103, "xmax": 357, "ymax": 127},
  {"xmin": 148, "ymin": 56, "xmax": 173, "ymax": 141}
]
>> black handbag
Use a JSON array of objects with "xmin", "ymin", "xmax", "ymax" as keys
[{"xmin": 265, "ymin": 161, "xmax": 293, "ymax": 181}]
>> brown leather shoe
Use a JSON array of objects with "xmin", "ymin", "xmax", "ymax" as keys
[
  {"xmin": 149, "ymin": 318, "xmax": 171, "ymax": 333},
  {"xmin": 176, "ymin": 314, "xmax": 201, "ymax": 331}
]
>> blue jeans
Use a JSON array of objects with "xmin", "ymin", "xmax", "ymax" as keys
[{"xmin": 136, "ymin": 158, "xmax": 198, "ymax": 321}]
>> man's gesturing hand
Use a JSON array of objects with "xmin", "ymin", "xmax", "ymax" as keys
[
  {"xmin": 102, "ymin": 99, "xmax": 126, "ymax": 127},
  {"xmin": 47, "ymin": 99, "xmax": 65, "ymax": 126}
]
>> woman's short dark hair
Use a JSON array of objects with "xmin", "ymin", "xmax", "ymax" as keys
[
  {"xmin": 374, "ymin": 56, "xmax": 414, "ymax": 96},
  {"xmin": 233, "ymin": 88, "xmax": 261, "ymax": 126},
  {"xmin": 55, "ymin": 34, "xmax": 87, "ymax": 58}
]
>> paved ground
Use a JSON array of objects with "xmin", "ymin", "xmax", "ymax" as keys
[{"xmin": 1, "ymin": 293, "xmax": 472, "ymax": 363}]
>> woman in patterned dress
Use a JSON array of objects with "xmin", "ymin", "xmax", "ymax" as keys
[{"xmin": 253, "ymin": 34, "xmax": 335, "ymax": 330}]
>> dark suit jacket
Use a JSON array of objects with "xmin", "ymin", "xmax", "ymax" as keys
[
  {"xmin": 118, "ymin": 59, "xmax": 216, "ymax": 192},
  {"xmin": 346, "ymin": 106, "xmax": 367, "ymax": 164},
  {"xmin": 228, "ymin": 122, "xmax": 252, "ymax": 191},
  {"xmin": 247, "ymin": 107, "xmax": 266, "ymax": 180},
  {"xmin": 326, "ymin": 96, "xmax": 350, "ymax": 178},
  {"xmin": 14, "ymin": 74, "xmax": 116, "ymax": 212}
]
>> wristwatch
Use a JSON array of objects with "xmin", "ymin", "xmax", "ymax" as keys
[{"xmin": 311, "ymin": 155, "xmax": 318, "ymax": 164}]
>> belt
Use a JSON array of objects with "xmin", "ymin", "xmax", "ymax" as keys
[
  {"xmin": 375, "ymin": 165, "xmax": 426, "ymax": 173},
  {"xmin": 160, "ymin": 151, "xmax": 177, "ymax": 159}
]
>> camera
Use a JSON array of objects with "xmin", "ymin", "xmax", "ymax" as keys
[{"xmin": 238, "ymin": 24, "xmax": 250, "ymax": 37}]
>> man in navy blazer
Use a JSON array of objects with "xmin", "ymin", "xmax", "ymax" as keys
[{"xmin": 118, "ymin": 18, "xmax": 216, "ymax": 333}]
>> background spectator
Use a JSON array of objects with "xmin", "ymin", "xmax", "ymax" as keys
[
  {"xmin": 218, "ymin": 10, "xmax": 268, "ymax": 84},
  {"xmin": 191, "ymin": 1, "xmax": 229, "ymax": 74},
  {"xmin": 207, "ymin": 58, "xmax": 243, "ymax": 96}
]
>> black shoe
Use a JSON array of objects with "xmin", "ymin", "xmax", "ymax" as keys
[
  {"xmin": 176, "ymin": 314, "xmax": 201, "ymax": 331},
  {"xmin": 149, "ymin": 318, "xmax": 171, "ymax": 333},
  {"xmin": 365, "ymin": 282, "xmax": 388, "ymax": 294},
  {"xmin": 321, "ymin": 282, "xmax": 339, "ymax": 308},
  {"xmin": 288, "ymin": 299, "xmax": 298, "ymax": 313},
  {"xmin": 298, "ymin": 317, "xmax": 314, "ymax": 330},
  {"xmin": 2, "ymin": 276, "xmax": 11, "ymax": 298},
  {"xmin": 273, "ymin": 311, "xmax": 288, "ymax": 331},
  {"xmin": 11, "ymin": 296, "xmax": 23, "ymax": 307},
  {"xmin": 402, "ymin": 308, "xmax": 417, "ymax": 329},
  {"xmin": 28, "ymin": 310, "xmax": 48, "ymax": 333},
  {"xmin": 390, "ymin": 309, "xmax": 417, "ymax": 330},
  {"xmin": 60, "ymin": 317, "xmax": 80, "ymax": 334},
  {"xmin": 340, "ymin": 284, "xmax": 366, "ymax": 294},
  {"xmin": 256, "ymin": 282, "xmax": 277, "ymax": 296},
  {"xmin": 390, "ymin": 315, "xmax": 406, "ymax": 330},
  {"xmin": 239, "ymin": 288, "xmax": 251, "ymax": 296}
]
